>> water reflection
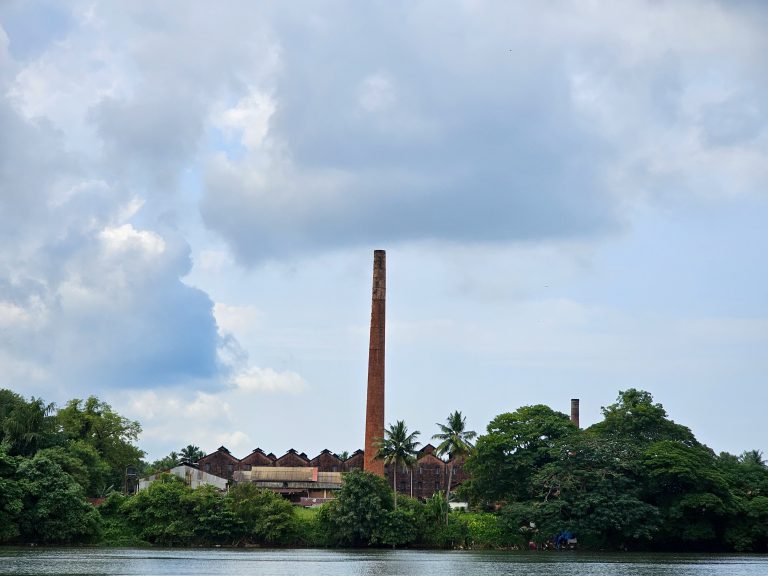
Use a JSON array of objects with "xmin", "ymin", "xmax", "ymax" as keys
[{"xmin": 0, "ymin": 548, "xmax": 766, "ymax": 576}]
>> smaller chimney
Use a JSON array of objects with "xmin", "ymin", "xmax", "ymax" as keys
[{"xmin": 570, "ymin": 398, "xmax": 580, "ymax": 428}]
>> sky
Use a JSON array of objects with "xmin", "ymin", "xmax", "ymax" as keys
[{"xmin": 0, "ymin": 0, "xmax": 766, "ymax": 462}]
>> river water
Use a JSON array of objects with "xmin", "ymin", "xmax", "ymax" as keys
[{"xmin": 0, "ymin": 548, "xmax": 766, "ymax": 575}]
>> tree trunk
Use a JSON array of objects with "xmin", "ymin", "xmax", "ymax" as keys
[
  {"xmin": 445, "ymin": 464, "xmax": 453, "ymax": 523},
  {"xmin": 393, "ymin": 464, "xmax": 397, "ymax": 509}
]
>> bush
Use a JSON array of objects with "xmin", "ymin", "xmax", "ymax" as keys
[
  {"xmin": 318, "ymin": 469, "xmax": 394, "ymax": 546},
  {"xmin": 16, "ymin": 455, "xmax": 102, "ymax": 544},
  {"xmin": 120, "ymin": 474, "xmax": 195, "ymax": 545},
  {"xmin": 293, "ymin": 506, "xmax": 332, "ymax": 547},
  {"xmin": 226, "ymin": 483, "xmax": 295, "ymax": 545}
]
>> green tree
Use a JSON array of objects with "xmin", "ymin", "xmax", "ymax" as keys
[
  {"xmin": 433, "ymin": 410, "xmax": 476, "ymax": 504},
  {"xmin": 377, "ymin": 504, "xmax": 420, "ymax": 547},
  {"xmin": 56, "ymin": 396, "xmax": 144, "ymax": 489},
  {"xmin": 0, "ymin": 390, "xmax": 56, "ymax": 456},
  {"xmin": 16, "ymin": 454, "xmax": 101, "ymax": 544},
  {"xmin": 375, "ymin": 420, "xmax": 420, "ymax": 508},
  {"xmin": 424, "ymin": 491, "xmax": 449, "ymax": 526},
  {"xmin": 180, "ymin": 444, "xmax": 206, "ymax": 462},
  {"xmin": 0, "ymin": 446, "xmax": 22, "ymax": 542},
  {"xmin": 643, "ymin": 440, "xmax": 736, "ymax": 548},
  {"xmin": 718, "ymin": 450, "xmax": 768, "ymax": 551},
  {"xmin": 187, "ymin": 484, "xmax": 235, "ymax": 544},
  {"xmin": 36, "ymin": 442, "xmax": 112, "ymax": 497},
  {"xmin": 121, "ymin": 473, "xmax": 194, "ymax": 545},
  {"xmin": 226, "ymin": 483, "xmax": 296, "ymax": 545},
  {"xmin": 531, "ymin": 435, "xmax": 660, "ymax": 548},
  {"xmin": 148, "ymin": 451, "xmax": 181, "ymax": 473},
  {"xmin": 588, "ymin": 389, "xmax": 697, "ymax": 447},
  {"xmin": 739, "ymin": 449, "xmax": 766, "ymax": 467},
  {"xmin": 318, "ymin": 469, "xmax": 394, "ymax": 546},
  {"xmin": 465, "ymin": 405, "xmax": 576, "ymax": 503}
]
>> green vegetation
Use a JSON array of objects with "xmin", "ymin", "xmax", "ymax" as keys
[
  {"xmin": 432, "ymin": 410, "xmax": 476, "ymax": 504},
  {"xmin": 462, "ymin": 389, "xmax": 768, "ymax": 551},
  {"xmin": 374, "ymin": 420, "xmax": 420, "ymax": 507},
  {"xmin": 2, "ymin": 386, "xmax": 768, "ymax": 551}
]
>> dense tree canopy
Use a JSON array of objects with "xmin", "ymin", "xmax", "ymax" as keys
[
  {"xmin": 0, "ymin": 390, "xmax": 56, "ymax": 457},
  {"xmin": 587, "ymin": 388, "xmax": 697, "ymax": 447},
  {"xmin": 318, "ymin": 469, "xmax": 394, "ymax": 546},
  {"xmin": 56, "ymin": 396, "xmax": 145, "ymax": 490},
  {"xmin": 465, "ymin": 404, "xmax": 577, "ymax": 503},
  {"xmin": 2, "ymin": 386, "xmax": 768, "ymax": 551},
  {"xmin": 16, "ymin": 454, "xmax": 101, "ymax": 544}
]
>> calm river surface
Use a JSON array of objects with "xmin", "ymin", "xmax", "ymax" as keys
[{"xmin": 1, "ymin": 548, "xmax": 766, "ymax": 576}]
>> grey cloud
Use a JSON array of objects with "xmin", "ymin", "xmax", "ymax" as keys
[
  {"xmin": 700, "ymin": 95, "xmax": 764, "ymax": 147},
  {"xmin": 195, "ymin": 2, "xmax": 768, "ymax": 264},
  {"xmin": 84, "ymin": 1, "xmax": 276, "ymax": 195},
  {"xmin": 91, "ymin": 93, "xmax": 207, "ymax": 189},
  {"xmin": 0, "ymin": 0, "xmax": 74, "ymax": 61},
  {"xmin": 0, "ymin": 14, "xmax": 227, "ymax": 395},
  {"xmin": 0, "ymin": 101, "xmax": 73, "ymax": 241},
  {"xmin": 200, "ymin": 3, "xmax": 620, "ymax": 264}
]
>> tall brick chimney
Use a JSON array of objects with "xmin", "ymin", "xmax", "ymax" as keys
[
  {"xmin": 364, "ymin": 250, "xmax": 386, "ymax": 476},
  {"xmin": 570, "ymin": 398, "xmax": 580, "ymax": 428}
]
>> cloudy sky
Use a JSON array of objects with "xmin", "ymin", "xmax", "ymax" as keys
[{"xmin": 1, "ymin": 1, "xmax": 766, "ymax": 461}]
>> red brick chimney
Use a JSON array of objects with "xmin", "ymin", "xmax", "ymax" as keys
[
  {"xmin": 570, "ymin": 398, "xmax": 580, "ymax": 428},
  {"xmin": 364, "ymin": 250, "xmax": 386, "ymax": 476}
]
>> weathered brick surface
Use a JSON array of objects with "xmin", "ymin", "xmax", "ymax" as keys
[
  {"xmin": 240, "ymin": 448, "xmax": 275, "ymax": 468},
  {"xmin": 382, "ymin": 450, "xmax": 469, "ymax": 500},
  {"xmin": 343, "ymin": 449, "xmax": 365, "ymax": 472},
  {"xmin": 364, "ymin": 250, "xmax": 386, "ymax": 476},
  {"xmin": 310, "ymin": 449, "xmax": 343, "ymax": 472},
  {"xmin": 197, "ymin": 446, "xmax": 240, "ymax": 480},
  {"xmin": 275, "ymin": 448, "xmax": 310, "ymax": 467},
  {"xmin": 197, "ymin": 445, "xmax": 467, "ymax": 499},
  {"xmin": 571, "ymin": 398, "xmax": 580, "ymax": 428}
]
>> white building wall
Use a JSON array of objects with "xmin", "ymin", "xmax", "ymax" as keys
[{"xmin": 138, "ymin": 464, "xmax": 228, "ymax": 491}]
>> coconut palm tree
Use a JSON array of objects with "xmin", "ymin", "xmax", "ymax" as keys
[
  {"xmin": 374, "ymin": 420, "xmax": 420, "ymax": 508},
  {"xmin": 432, "ymin": 410, "xmax": 477, "ymax": 505},
  {"xmin": 180, "ymin": 444, "xmax": 206, "ymax": 462},
  {"xmin": 740, "ymin": 449, "xmax": 766, "ymax": 467}
]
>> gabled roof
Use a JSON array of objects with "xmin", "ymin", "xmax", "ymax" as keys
[{"xmin": 277, "ymin": 449, "xmax": 310, "ymax": 462}]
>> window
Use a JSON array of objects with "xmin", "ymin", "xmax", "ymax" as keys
[
  {"xmin": 204, "ymin": 463, "xmax": 211, "ymax": 472},
  {"xmin": 227, "ymin": 464, "xmax": 234, "ymax": 473}
]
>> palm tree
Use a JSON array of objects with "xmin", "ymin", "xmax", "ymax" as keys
[
  {"xmin": 374, "ymin": 420, "xmax": 420, "ymax": 508},
  {"xmin": 180, "ymin": 444, "xmax": 206, "ymax": 462},
  {"xmin": 432, "ymin": 410, "xmax": 477, "ymax": 505},
  {"xmin": 740, "ymin": 449, "xmax": 766, "ymax": 467},
  {"xmin": 1, "ymin": 393, "xmax": 55, "ymax": 456}
]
